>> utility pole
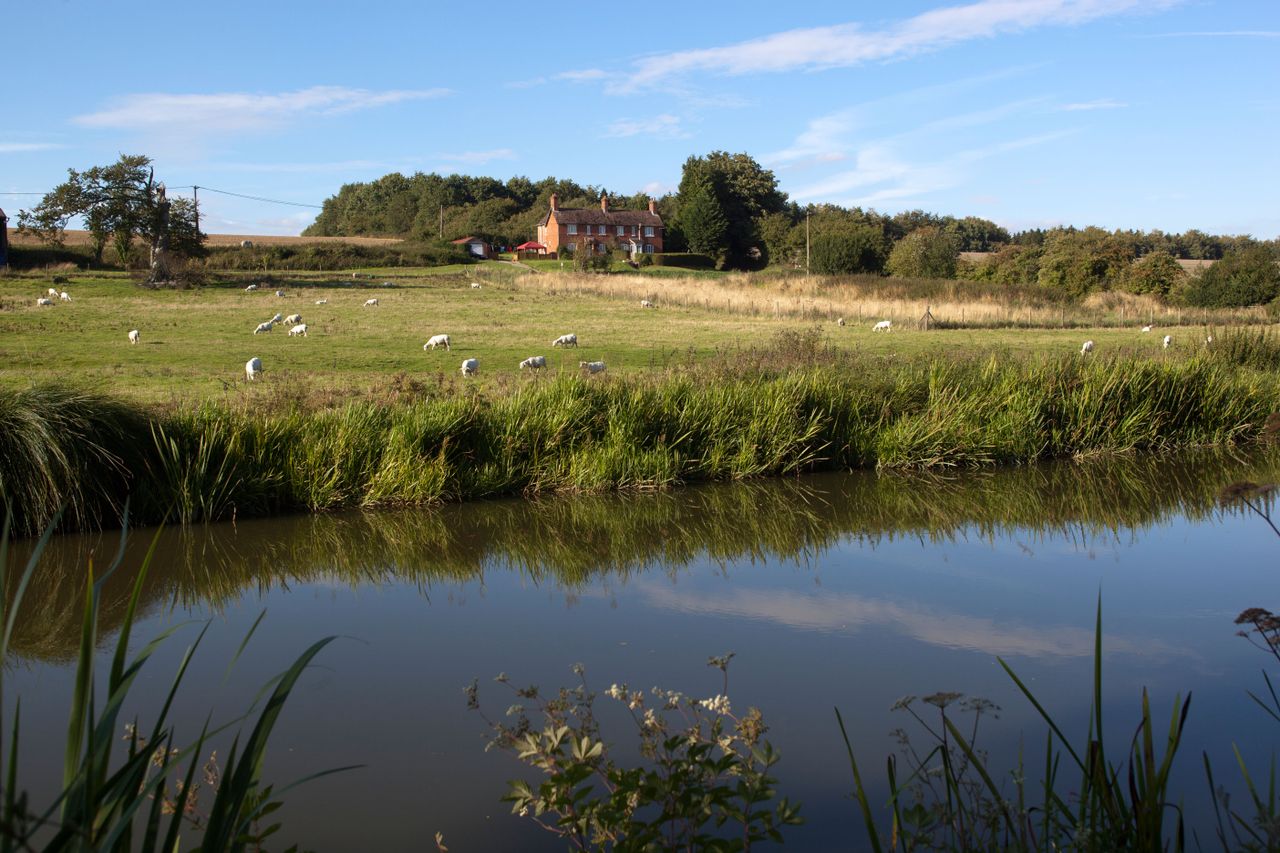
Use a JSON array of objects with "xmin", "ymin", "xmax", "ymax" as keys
[
  {"xmin": 805, "ymin": 210, "xmax": 810, "ymax": 275},
  {"xmin": 439, "ymin": 204, "xmax": 444, "ymax": 239},
  {"xmin": 192, "ymin": 185, "xmax": 200, "ymax": 234}
]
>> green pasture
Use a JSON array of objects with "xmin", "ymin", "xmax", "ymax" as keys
[{"xmin": 0, "ymin": 266, "xmax": 1234, "ymax": 405}]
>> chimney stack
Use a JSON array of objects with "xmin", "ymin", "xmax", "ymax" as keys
[
  {"xmin": 600, "ymin": 192, "xmax": 609, "ymax": 212},
  {"xmin": 550, "ymin": 193, "xmax": 559, "ymax": 212},
  {"xmin": 647, "ymin": 198, "xmax": 657, "ymax": 215}
]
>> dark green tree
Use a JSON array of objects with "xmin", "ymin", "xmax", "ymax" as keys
[
  {"xmin": 1120, "ymin": 251, "xmax": 1185, "ymax": 297},
  {"xmin": 676, "ymin": 152, "xmax": 786, "ymax": 269},
  {"xmin": 810, "ymin": 224, "xmax": 888, "ymax": 275},
  {"xmin": 1037, "ymin": 227, "xmax": 1133, "ymax": 297},
  {"xmin": 679, "ymin": 182, "xmax": 729, "ymax": 260},
  {"xmin": 886, "ymin": 226, "xmax": 960, "ymax": 279},
  {"xmin": 1182, "ymin": 245, "xmax": 1280, "ymax": 307},
  {"xmin": 17, "ymin": 154, "xmax": 205, "ymax": 275}
]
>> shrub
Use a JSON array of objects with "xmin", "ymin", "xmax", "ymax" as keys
[
  {"xmin": 809, "ymin": 226, "xmax": 888, "ymax": 275},
  {"xmin": 886, "ymin": 226, "xmax": 960, "ymax": 279},
  {"xmin": 651, "ymin": 252, "xmax": 715, "ymax": 270},
  {"xmin": 1120, "ymin": 250, "xmax": 1185, "ymax": 297},
  {"xmin": 1181, "ymin": 244, "xmax": 1280, "ymax": 307}
]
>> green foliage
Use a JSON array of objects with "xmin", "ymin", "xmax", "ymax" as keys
[
  {"xmin": 957, "ymin": 243, "xmax": 1043, "ymax": 286},
  {"xmin": 677, "ymin": 152, "xmax": 786, "ymax": 270},
  {"xmin": 809, "ymin": 225, "xmax": 888, "ymax": 275},
  {"xmin": 201, "ymin": 239, "xmax": 471, "ymax": 271},
  {"xmin": 1120, "ymin": 250, "xmax": 1185, "ymax": 297},
  {"xmin": 651, "ymin": 252, "xmax": 716, "ymax": 270},
  {"xmin": 1037, "ymin": 227, "xmax": 1134, "ymax": 297},
  {"xmin": 470, "ymin": 657, "xmax": 801, "ymax": 849},
  {"xmin": 574, "ymin": 245, "xmax": 613, "ymax": 273},
  {"xmin": 15, "ymin": 155, "xmax": 205, "ymax": 271},
  {"xmin": 1181, "ymin": 244, "xmax": 1280, "ymax": 308},
  {"xmin": 678, "ymin": 181, "xmax": 729, "ymax": 262},
  {"xmin": 885, "ymin": 226, "xmax": 960, "ymax": 279},
  {"xmin": 0, "ymin": 511, "xmax": 350, "ymax": 850}
]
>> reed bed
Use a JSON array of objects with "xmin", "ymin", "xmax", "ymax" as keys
[
  {"xmin": 2, "ymin": 343, "xmax": 1278, "ymax": 539},
  {"xmin": 527, "ymin": 271, "xmax": 1274, "ymax": 330}
]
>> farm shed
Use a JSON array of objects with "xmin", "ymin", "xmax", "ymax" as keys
[{"xmin": 451, "ymin": 235, "xmax": 491, "ymax": 259}]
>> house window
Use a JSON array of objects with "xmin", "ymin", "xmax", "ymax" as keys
[
  {"xmin": 644, "ymin": 226, "xmax": 655, "ymax": 237},
  {"xmin": 616, "ymin": 225, "xmax": 625, "ymax": 236},
  {"xmin": 597, "ymin": 225, "xmax": 606, "ymax": 235},
  {"xmin": 596, "ymin": 242, "xmax": 606, "ymax": 253},
  {"xmin": 566, "ymin": 243, "xmax": 576, "ymax": 252},
  {"xmin": 567, "ymin": 223, "xmax": 578, "ymax": 235},
  {"xmin": 644, "ymin": 244, "xmax": 654, "ymax": 253},
  {"xmin": 632, "ymin": 225, "xmax": 639, "ymax": 237}
]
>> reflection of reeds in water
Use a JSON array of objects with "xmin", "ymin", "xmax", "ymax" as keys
[{"xmin": 8, "ymin": 447, "xmax": 1279, "ymax": 663}]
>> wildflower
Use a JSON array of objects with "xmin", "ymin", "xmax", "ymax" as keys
[
  {"xmin": 699, "ymin": 695, "xmax": 732, "ymax": 715},
  {"xmin": 891, "ymin": 695, "xmax": 917, "ymax": 711},
  {"xmin": 1236, "ymin": 608, "xmax": 1273, "ymax": 625},
  {"xmin": 628, "ymin": 691, "xmax": 644, "ymax": 711},
  {"xmin": 571, "ymin": 662, "xmax": 585, "ymax": 677},
  {"xmin": 506, "ymin": 704, "xmax": 524, "ymax": 717},
  {"xmin": 642, "ymin": 709, "xmax": 663, "ymax": 731},
  {"xmin": 494, "ymin": 672, "xmax": 509, "ymax": 683},
  {"xmin": 606, "ymin": 683, "xmax": 627, "ymax": 701},
  {"xmin": 923, "ymin": 691, "xmax": 963, "ymax": 709}
]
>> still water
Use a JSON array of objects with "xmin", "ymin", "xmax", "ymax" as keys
[{"xmin": 7, "ymin": 450, "xmax": 1280, "ymax": 850}]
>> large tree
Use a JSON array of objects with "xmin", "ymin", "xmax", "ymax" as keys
[
  {"xmin": 886, "ymin": 226, "xmax": 960, "ymax": 279},
  {"xmin": 18, "ymin": 154, "xmax": 204, "ymax": 275},
  {"xmin": 676, "ymin": 152, "xmax": 786, "ymax": 269},
  {"xmin": 678, "ymin": 181, "xmax": 729, "ymax": 260}
]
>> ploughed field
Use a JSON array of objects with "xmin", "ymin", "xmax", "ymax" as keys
[{"xmin": 0, "ymin": 266, "xmax": 1245, "ymax": 405}]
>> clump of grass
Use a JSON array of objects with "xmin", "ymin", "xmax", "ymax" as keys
[{"xmin": 1206, "ymin": 326, "xmax": 1280, "ymax": 371}]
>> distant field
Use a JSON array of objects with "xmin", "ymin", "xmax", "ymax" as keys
[
  {"xmin": 6, "ymin": 230, "xmax": 404, "ymax": 247},
  {"xmin": 0, "ymin": 263, "xmax": 1254, "ymax": 406}
]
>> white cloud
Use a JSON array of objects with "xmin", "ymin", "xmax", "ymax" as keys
[
  {"xmin": 74, "ymin": 85, "xmax": 450, "ymax": 132},
  {"xmin": 206, "ymin": 159, "xmax": 392, "ymax": 173},
  {"xmin": 555, "ymin": 69, "xmax": 608, "ymax": 82},
  {"xmin": 0, "ymin": 142, "xmax": 67, "ymax": 153},
  {"xmin": 602, "ymin": 114, "xmax": 689, "ymax": 140},
  {"xmin": 1142, "ymin": 30, "xmax": 1280, "ymax": 38},
  {"xmin": 615, "ymin": 0, "xmax": 1178, "ymax": 91},
  {"xmin": 436, "ymin": 148, "xmax": 517, "ymax": 165},
  {"xmin": 641, "ymin": 180, "xmax": 672, "ymax": 197},
  {"xmin": 1059, "ymin": 98, "xmax": 1128, "ymax": 110}
]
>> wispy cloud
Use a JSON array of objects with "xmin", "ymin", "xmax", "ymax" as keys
[
  {"xmin": 206, "ymin": 159, "xmax": 392, "ymax": 173},
  {"xmin": 74, "ymin": 85, "xmax": 450, "ymax": 132},
  {"xmin": 1059, "ymin": 98, "xmax": 1128, "ymax": 111},
  {"xmin": 1141, "ymin": 30, "xmax": 1280, "ymax": 38},
  {"xmin": 0, "ymin": 142, "xmax": 67, "ymax": 153},
  {"xmin": 436, "ymin": 148, "xmax": 517, "ymax": 166},
  {"xmin": 602, "ymin": 114, "xmax": 689, "ymax": 140},
  {"xmin": 614, "ymin": 0, "xmax": 1178, "ymax": 91},
  {"xmin": 556, "ymin": 69, "xmax": 608, "ymax": 82}
]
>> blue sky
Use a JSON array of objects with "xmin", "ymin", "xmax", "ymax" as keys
[{"xmin": 4, "ymin": 0, "xmax": 1278, "ymax": 238}]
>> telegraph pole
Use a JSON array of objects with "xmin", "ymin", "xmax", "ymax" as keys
[
  {"xmin": 805, "ymin": 210, "xmax": 810, "ymax": 276},
  {"xmin": 193, "ymin": 185, "xmax": 200, "ymax": 234}
]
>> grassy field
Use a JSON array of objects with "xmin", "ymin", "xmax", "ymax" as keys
[{"xmin": 0, "ymin": 263, "xmax": 1264, "ymax": 405}]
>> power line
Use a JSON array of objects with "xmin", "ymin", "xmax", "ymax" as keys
[{"xmin": 193, "ymin": 186, "xmax": 324, "ymax": 209}]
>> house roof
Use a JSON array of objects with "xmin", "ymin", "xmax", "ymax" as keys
[
  {"xmin": 540, "ymin": 208, "xmax": 663, "ymax": 228},
  {"xmin": 450, "ymin": 235, "xmax": 484, "ymax": 244}
]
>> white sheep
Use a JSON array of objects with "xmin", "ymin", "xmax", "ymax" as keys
[
  {"xmin": 240, "ymin": 240, "xmax": 254, "ymax": 248},
  {"xmin": 460, "ymin": 357, "xmax": 479, "ymax": 376},
  {"xmin": 275, "ymin": 290, "xmax": 285, "ymax": 298},
  {"xmin": 284, "ymin": 313, "xmax": 302, "ymax": 325},
  {"xmin": 837, "ymin": 317, "xmax": 845, "ymax": 327},
  {"xmin": 246, "ymin": 357, "xmax": 262, "ymax": 381},
  {"xmin": 1205, "ymin": 335, "xmax": 1214, "ymax": 345},
  {"xmin": 253, "ymin": 321, "xmax": 274, "ymax": 335},
  {"xmin": 519, "ymin": 355, "xmax": 547, "ymax": 370},
  {"xmin": 552, "ymin": 333, "xmax": 578, "ymax": 348},
  {"xmin": 36, "ymin": 297, "xmax": 53, "ymax": 306},
  {"xmin": 1081, "ymin": 340, "xmax": 1095, "ymax": 354},
  {"xmin": 244, "ymin": 284, "xmax": 259, "ymax": 292},
  {"xmin": 873, "ymin": 320, "xmax": 892, "ymax": 332},
  {"xmin": 315, "ymin": 299, "xmax": 328, "ymax": 305},
  {"xmin": 470, "ymin": 282, "xmax": 482, "ymax": 289},
  {"xmin": 364, "ymin": 298, "xmax": 379, "ymax": 307},
  {"xmin": 59, "ymin": 291, "xmax": 71, "ymax": 302},
  {"xmin": 1162, "ymin": 335, "xmax": 1172, "ymax": 349},
  {"xmin": 47, "ymin": 287, "xmax": 58, "ymax": 296},
  {"xmin": 270, "ymin": 313, "xmax": 283, "ymax": 324},
  {"xmin": 128, "ymin": 329, "xmax": 140, "ymax": 345},
  {"xmin": 640, "ymin": 299, "xmax": 655, "ymax": 308},
  {"xmin": 1141, "ymin": 325, "xmax": 1152, "ymax": 333},
  {"xmin": 288, "ymin": 323, "xmax": 308, "ymax": 337},
  {"xmin": 580, "ymin": 360, "xmax": 607, "ymax": 374},
  {"xmin": 424, "ymin": 334, "xmax": 451, "ymax": 351}
]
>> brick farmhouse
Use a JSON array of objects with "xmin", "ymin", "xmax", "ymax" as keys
[{"xmin": 536, "ymin": 193, "xmax": 663, "ymax": 258}]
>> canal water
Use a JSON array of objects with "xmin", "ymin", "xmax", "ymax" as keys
[{"xmin": 6, "ymin": 449, "xmax": 1280, "ymax": 850}]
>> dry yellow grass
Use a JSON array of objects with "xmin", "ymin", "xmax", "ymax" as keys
[{"xmin": 6, "ymin": 229, "xmax": 403, "ymax": 247}]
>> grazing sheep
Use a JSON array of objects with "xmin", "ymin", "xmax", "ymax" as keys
[
  {"xmin": 270, "ymin": 313, "xmax": 283, "ymax": 324},
  {"xmin": 253, "ymin": 321, "xmax": 274, "ymax": 335},
  {"xmin": 640, "ymin": 299, "xmax": 655, "ymax": 308},
  {"xmin": 460, "ymin": 357, "xmax": 479, "ymax": 376},
  {"xmin": 288, "ymin": 324, "xmax": 308, "ymax": 337},
  {"xmin": 873, "ymin": 320, "xmax": 892, "ymax": 332},
  {"xmin": 59, "ymin": 291, "xmax": 71, "ymax": 302},
  {"xmin": 246, "ymin": 357, "xmax": 262, "ymax": 381},
  {"xmin": 470, "ymin": 282, "xmax": 482, "ymax": 289},
  {"xmin": 1141, "ymin": 325, "xmax": 1152, "ymax": 333},
  {"xmin": 837, "ymin": 317, "xmax": 845, "ymax": 327},
  {"xmin": 519, "ymin": 355, "xmax": 547, "ymax": 370},
  {"xmin": 244, "ymin": 284, "xmax": 259, "ymax": 292},
  {"xmin": 284, "ymin": 313, "xmax": 302, "ymax": 325},
  {"xmin": 364, "ymin": 298, "xmax": 379, "ymax": 307},
  {"xmin": 240, "ymin": 240, "xmax": 254, "ymax": 248},
  {"xmin": 47, "ymin": 288, "xmax": 58, "ymax": 296},
  {"xmin": 1162, "ymin": 334, "xmax": 1172, "ymax": 349},
  {"xmin": 128, "ymin": 329, "xmax": 140, "ymax": 345},
  {"xmin": 579, "ymin": 360, "xmax": 607, "ymax": 374},
  {"xmin": 552, "ymin": 333, "xmax": 578, "ymax": 348},
  {"xmin": 1081, "ymin": 340, "xmax": 1095, "ymax": 354},
  {"xmin": 315, "ymin": 299, "xmax": 328, "ymax": 305},
  {"xmin": 36, "ymin": 297, "xmax": 53, "ymax": 306},
  {"xmin": 424, "ymin": 334, "xmax": 451, "ymax": 351},
  {"xmin": 1205, "ymin": 335, "xmax": 1214, "ymax": 345}
]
